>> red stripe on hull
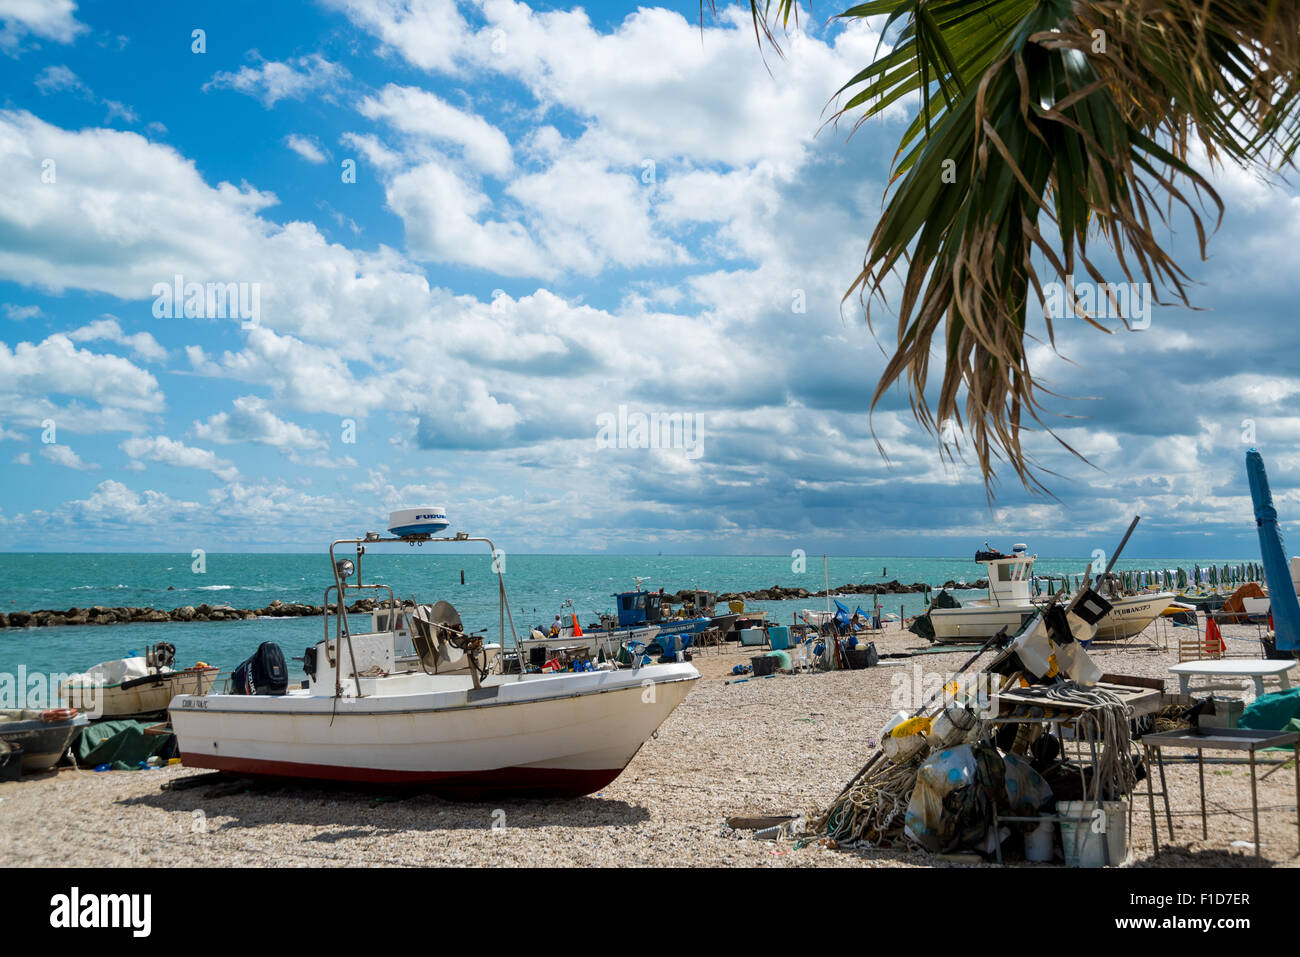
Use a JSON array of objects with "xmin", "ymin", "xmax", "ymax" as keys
[{"xmin": 182, "ymin": 753, "xmax": 625, "ymax": 799}]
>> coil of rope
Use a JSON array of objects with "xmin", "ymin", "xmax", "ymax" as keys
[
  {"xmin": 813, "ymin": 752, "xmax": 925, "ymax": 847},
  {"xmin": 1038, "ymin": 683, "xmax": 1137, "ymax": 802}
]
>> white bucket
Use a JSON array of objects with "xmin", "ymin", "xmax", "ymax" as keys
[
  {"xmin": 1058, "ymin": 800, "xmax": 1129, "ymax": 867},
  {"xmin": 1024, "ymin": 819, "xmax": 1055, "ymax": 862}
]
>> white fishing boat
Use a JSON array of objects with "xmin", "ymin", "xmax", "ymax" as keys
[
  {"xmin": 59, "ymin": 644, "xmax": 218, "ymax": 719},
  {"xmin": 925, "ymin": 539, "xmax": 1173, "ymax": 644},
  {"xmin": 170, "ymin": 510, "xmax": 699, "ymax": 797},
  {"xmin": 1092, "ymin": 591, "xmax": 1177, "ymax": 640},
  {"xmin": 928, "ymin": 545, "xmax": 1041, "ymax": 642}
]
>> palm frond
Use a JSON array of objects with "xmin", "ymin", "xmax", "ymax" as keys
[{"xmin": 717, "ymin": 0, "xmax": 1300, "ymax": 494}]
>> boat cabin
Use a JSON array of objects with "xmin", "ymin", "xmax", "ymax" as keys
[
  {"xmin": 975, "ymin": 543, "xmax": 1036, "ymax": 607},
  {"xmin": 614, "ymin": 589, "xmax": 665, "ymax": 628},
  {"xmin": 684, "ymin": 590, "xmax": 717, "ymax": 616}
]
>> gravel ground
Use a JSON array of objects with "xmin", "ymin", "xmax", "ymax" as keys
[{"xmin": 2, "ymin": 617, "xmax": 1297, "ymax": 868}]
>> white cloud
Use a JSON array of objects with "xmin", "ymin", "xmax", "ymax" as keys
[
  {"xmin": 340, "ymin": 131, "xmax": 402, "ymax": 172},
  {"xmin": 321, "ymin": 0, "xmax": 470, "ymax": 73},
  {"xmin": 68, "ymin": 480, "xmax": 195, "ymax": 525},
  {"xmin": 41, "ymin": 443, "xmax": 97, "ymax": 470},
  {"xmin": 285, "ymin": 133, "xmax": 327, "ymax": 163},
  {"xmin": 102, "ymin": 99, "xmax": 137, "ymax": 124},
  {"xmin": 0, "ymin": 332, "xmax": 163, "ymax": 412},
  {"xmin": 358, "ymin": 84, "xmax": 513, "ymax": 176},
  {"xmin": 505, "ymin": 144, "xmax": 686, "ymax": 272},
  {"xmin": 331, "ymin": 1, "xmax": 889, "ymax": 171},
  {"xmin": 12, "ymin": 451, "xmax": 30, "ymax": 465},
  {"xmin": 67, "ymin": 316, "xmax": 166, "ymax": 362},
  {"xmin": 204, "ymin": 53, "xmax": 348, "ymax": 107},
  {"xmin": 193, "ymin": 395, "xmax": 327, "ymax": 451},
  {"xmin": 0, "ymin": 0, "xmax": 87, "ymax": 51},
  {"xmin": 3, "ymin": 303, "xmax": 42, "ymax": 320},
  {"xmin": 120, "ymin": 435, "xmax": 238, "ymax": 482},
  {"xmin": 34, "ymin": 64, "xmax": 87, "ymax": 95},
  {"xmin": 386, "ymin": 160, "xmax": 553, "ymax": 276}
]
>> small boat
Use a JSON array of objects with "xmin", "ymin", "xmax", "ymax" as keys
[
  {"xmin": 920, "ymin": 542, "xmax": 1173, "ymax": 643},
  {"xmin": 0, "ymin": 709, "xmax": 88, "ymax": 772},
  {"xmin": 60, "ymin": 643, "xmax": 219, "ymax": 719},
  {"xmin": 925, "ymin": 545, "xmax": 1041, "ymax": 642},
  {"xmin": 518, "ymin": 583, "xmax": 727, "ymax": 665},
  {"xmin": 170, "ymin": 510, "xmax": 699, "ymax": 797}
]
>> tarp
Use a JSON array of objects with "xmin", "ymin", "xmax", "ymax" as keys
[
  {"xmin": 63, "ymin": 656, "xmax": 152, "ymax": 689},
  {"xmin": 909, "ymin": 612, "xmax": 936, "ymax": 641},
  {"xmin": 908, "ymin": 592, "xmax": 964, "ymax": 642},
  {"xmin": 1220, "ymin": 582, "xmax": 1267, "ymax": 622},
  {"xmin": 932, "ymin": 590, "xmax": 962, "ymax": 609},
  {"xmin": 833, "ymin": 600, "xmax": 852, "ymax": 629},
  {"xmin": 73, "ymin": 720, "xmax": 175, "ymax": 771},
  {"xmin": 1239, "ymin": 687, "xmax": 1300, "ymax": 732}
]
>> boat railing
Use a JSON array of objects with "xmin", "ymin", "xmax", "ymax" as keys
[{"xmin": 326, "ymin": 534, "xmax": 521, "ymax": 697}]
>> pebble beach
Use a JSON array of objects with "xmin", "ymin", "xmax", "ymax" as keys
[{"xmin": 2, "ymin": 618, "xmax": 1297, "ymax": 868}]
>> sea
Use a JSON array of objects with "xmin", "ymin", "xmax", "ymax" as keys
[{"xmin": 0, "ymin": 552, "xmax": 1244, "ymax": 678}]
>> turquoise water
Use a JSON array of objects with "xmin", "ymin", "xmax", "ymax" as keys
[{"xmin": 0, "ymin": 551, "xmax": 1245, "ymax": 677}]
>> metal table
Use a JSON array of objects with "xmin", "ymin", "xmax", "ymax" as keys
[{"xmin": 1140, "ymin": 727, "xmax": 1300, "ymax": 858}]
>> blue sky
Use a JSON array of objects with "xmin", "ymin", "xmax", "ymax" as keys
[{"xmin": 0, "ymin": 0, "xmax": 1296, "ymax": 557}]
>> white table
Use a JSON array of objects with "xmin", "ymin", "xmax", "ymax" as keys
[{"xmin": 1169, "ymin": 659, "xmax": 1297, "ymax": 697}]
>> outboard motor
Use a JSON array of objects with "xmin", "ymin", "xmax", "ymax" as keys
[{"xmin": 230, "ymin": 642, "xmax": 288, "ymax": 695}]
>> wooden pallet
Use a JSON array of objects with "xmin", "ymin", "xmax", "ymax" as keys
[{"xmin": 1178, "ymin": 626, "xmax": 1224, "ymax": 663}]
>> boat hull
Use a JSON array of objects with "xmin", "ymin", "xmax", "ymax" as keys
[
  {"xmin": 61, "ymin": 667, "xmax": 218, "ymax": 720},
  {"xmin": 170, "ymin": 664, "xmax": 697, "ymax": 799},
  {"xmin": 0, "ymin": 712, "xmax": 89, "ymax": 771},
  {"xmin": 1092, "ymin": 592, "xmax": 1176, "ymax": 641},
  {"xmin": 929, "ymin": 605, "xmax": 1034, "ymax": 642},
  {"xmin": 188, "ymin": 755, "xmax": 625, "ymax": 798}
]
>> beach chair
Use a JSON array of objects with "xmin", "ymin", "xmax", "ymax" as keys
[{"xmin": 792, "ymin": 637, "xmax": 816, "ymax": 674}]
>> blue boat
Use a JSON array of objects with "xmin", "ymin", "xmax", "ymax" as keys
[
  {"xmin": 518, "ymin": 583, "xmax": 737, "ymax": 667},
  {"xmin": 611, "ymin": 585, "xmax": 739, "ymax": 642}
]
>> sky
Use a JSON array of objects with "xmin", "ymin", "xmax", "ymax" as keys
[{"xmin": 0, "ymin": 0, "xmax": 1296, "ymax": 557}]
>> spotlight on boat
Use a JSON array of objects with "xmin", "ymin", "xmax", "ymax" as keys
[{"xmin": 334, "ymin": 558, "xmax": 355, "ymax": 580}]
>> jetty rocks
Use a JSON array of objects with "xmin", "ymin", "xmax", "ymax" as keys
[
  {"xmin": 0, "ymin": 580, "xmax": 995, "ymax": 629},
  {"xmin": 0, "ymin": 597, "xmax": 385, "ymax": 629},
  {"xmin": 693, "ymin": 579, "xmax": 989, "ymax": 603}
]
